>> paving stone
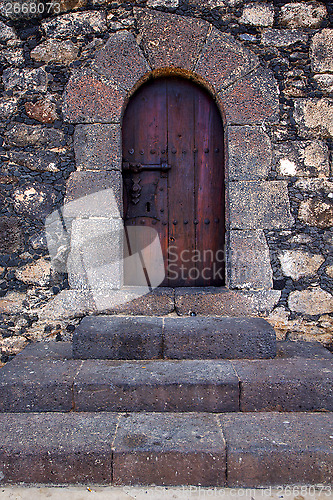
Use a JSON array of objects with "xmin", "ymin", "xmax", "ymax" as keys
[
  {"xmin": 229, "ymin": 181, "xmax": 294, "ymax": 229},
  {"xmin": 64, "ymin": 171, "xmax": 122, "ymax": 218},
  {"xmin": 219, "ymin": 67, "xmax": 279, "ymax": 125},
  {"xmin": 279, "ymin": 2, "xmax": 327, "ymax": 28},
  {"xmin": 0, "ymin": 358, "xmax": 82, "ymax": 412},
  {"xmin": 13, "ymin": 341, "xmax": 73, "ymax": 361},
  {"xmin": 74, "ymin": 123, "xmax": 121, "ymax": 171},
  {"xmin": 134, "ymin": 8, "xmax": 209, "ymax": 70},
  {"xmin": 92, "ymin": 31, "xmax": 149, "ymax": 90},
  {"xmin": 175, "ymin": 287, "xmax": 280, "ymax": 316},
  {"xmin": 294, "ymin": 98, "xmax": 333, "ymax": 139},
  {"xmin": 73, "ymin": 316, "xmax": 163, "ymax": 359},
  {"xmin": 0, "ymin": 412, "xmax": 117, "ymax": 484},
  {"xmin": 227, "ymin": 126, "xmax": 272, "ymax": 181},
  {"xmin": 277, "ymin": 340, "xmax": 333, "ymax": 359},
  {"xmin": 195, "ymin": 28, "xmax": 259, "ymax": 92},
  {"xmin": 220, "ymin": 412, "xmax": 333, "ymax": 487},
  {"xmin": 62, "ymin": 69, "xmax": 126, "ymax": 124},
  {"xmin": 74, "ymin": 359, "xmax": 239, "ymax": 412},
  {"xmin": 163, "ymin": 317, "xmax": 276, "ymax": 359},
  {"xmin": 228, "ymin": 230, "xmax": 273, "ymax": 289},
  {"xmin": 93, "ymin": 287, "xmax": 175, "ymax": 316},
  {"xmin": 232, "ymin": 358, "xmax": 333, "ymax": 411},
  {"xmin": 113, "ymin": 413, "xmax": 226, "ymax": 486}
]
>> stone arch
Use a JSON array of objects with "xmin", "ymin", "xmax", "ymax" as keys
[{"xmin": 62, "ymin": 8, "xmax": 293, "ymax": 310}]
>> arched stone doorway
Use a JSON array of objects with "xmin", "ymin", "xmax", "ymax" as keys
[{"xmin": 122, "ymin": 76, "xmax": 225, "ymax": 287}]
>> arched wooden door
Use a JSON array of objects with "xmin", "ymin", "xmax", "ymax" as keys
[{"xmin": 122, "ymin": 77, "xmax": 225, "ymax": 287}]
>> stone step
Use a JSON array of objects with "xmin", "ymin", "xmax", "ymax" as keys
[
  {"xmin": 0, "ymin": 411, "xmax": 332, "ymax": 487},
  {"xmin": 0, "ymin": 341, "xmax": 332, "ymax": 413},
  {"xmin": 72, "ymin": 315, "xmax": 277, "ymax": 360}
]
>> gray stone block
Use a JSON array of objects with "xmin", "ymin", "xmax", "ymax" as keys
[
  {"xmin": 229, "ymin": 180, "xmax": 294, "ymax": 229},
  {"xmin": 73, "ymin": 316, "xmax": 163, "ymax": 359},
  {"xmin": 277, "ymin": 340, "xmax": 333, "ymax": 359},
  {"xmin": 164, "ymin": 316, "xmax": 276, "ymax": 359},
  {"xmin": 74, "ymin": 123, "xmax": 121, "ymax": 171}
]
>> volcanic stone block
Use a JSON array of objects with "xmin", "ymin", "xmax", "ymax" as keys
[
  {"xmin": 0, "ymin": 358, "xmax": 82, "ymax": 412},
  {"xmin": 227, "ymin": 126, "xmax": 272, "ymax": 181},
  {"xmin": 277, "ymin": 340, "xmax": 333, "ymax": 359},
  {"xmin": 134, "ymin": 8, "xmax": 209, "ymax": 70},
  {"xmin": 62, "ymin": 69, "xmax": 126, "ymax": 124},
  {"xmin": 0, "ymin": 412, "xmax": 117, "ymax": 484},
  {"xmin": 229, "ymin": 181, "xmax": 294, "ymax": 229},
  {"xmin": 64, "ymin": 171, "xmax": 122, "ymax": 218},
  {"xmin": 73, "ymin": 359, "xmax": 239, "ymax": 412},
  {"xmin": 228, "ymin": 230, "xmax": 273, "ymax": 289},
  {"xmin": 294, "ymin": 98, "xmax": 333, "ymax": 139},
  {"xmin": 220, "ymin": 412, "xmax": 333, "ymax": 487},
  {"xmin": 74, "ymin": 123, "xmax": 121, "ymax": 171},
  {"xmin": 113, "ymin": 412, "xmax": 226, "ymax": 486},
  {"xmin": 92, "ymin": 31, "xmax": 149, "ymax": 90},
  {"xmin": 233, "ymin": 358, "xmax": 333, "ymax": 411},
  {"xmin": 13, "ymin": 341, "xmax": 73, "ymax": 361},
  {"xmin": 73, "ymin": 316, "xmax": 163, "ymax": 359},
  {"xmin": 195, "ymin": 28, "xmax": 259, "ymax": 92},
  {"xmin": 219, "ymin": 67, "xmax": 279, "ymax": 125},
  {"xmin": 163, "ymin": 317, "xmax": 276, "ymax": 359}
]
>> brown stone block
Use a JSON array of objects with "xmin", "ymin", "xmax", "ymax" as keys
[
  {"xmin": 175, "ymin": 287, "xmax": 280, "ymax": 316},
  {"xmin": 195, "ymin": 28, "xmax": 259, "ymax": 92},
  {"xmin": 134, "ymin": 8, "xmax": 209, "ymax": 70},
  {"xmin": 92, "ymin": 31, "xmax": 149, "ymax": 90},
  {"xmin": 24, "ymin": 99, "xmax": 58, "ymax": 124},
  {"xmin": 0, "ymin": 412, "xmax": 117, "ymax": 484},
  {"xmin": 64, "ymin": 171, "xmax": 122, "ymax": 218},
  {"xmin": 220, "ymin": 67, "xmax": 279, "ymax": 124},
  {"xmin": 220, "ymin": 412, "xmax": 333, "ymax": 487},
  {"xmin": 62, "ymin": 69, "xmax": 126, "ymax": 124},
  {"xmin": 232, "ymin": 358, "xmax": 333, "ymax": 411},
  {"xmin": 229, "ymin": 180, "xmax": 294, "ymax": 229},
  {"xmin": 113, "ymin": 413, "xmax": 226, "ymax": 486},
  {"xmin": 74, "ymin": 123, "xmax": 121, "ymax": 170}
]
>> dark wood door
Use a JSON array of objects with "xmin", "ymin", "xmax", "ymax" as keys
[{"xmin": 122, "ymin": 77, "xmax": 225, "ymax": 287}]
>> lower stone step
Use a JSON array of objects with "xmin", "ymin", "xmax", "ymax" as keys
[
  {"xmin": 0, "ymin": 341, "xmax": 332, "ymax": 413},
  {"xmin": 73, "ymin": 315, "xmax": 277, "ymax": 360},
  {"xmin": 0, "ymin": 411, "xmax": 332, "ymax": 487}
]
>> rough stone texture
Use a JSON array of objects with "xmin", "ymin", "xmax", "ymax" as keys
[
  {"xmin": 42, "ymin": 11, "xmax": 106, "ymax": 39},
  {"xmin": 313, "ymin": 74, "xmax": 333, "ymax": 93},
  {"xmin": 62, "ymin": 70, "xmax": 126, "ymax": 124},
  {"xmin": 278, "ymin": 250, "xmax": 324, "ymax": 280},
  {"xmin": 0, "ymin": 292, "xmax": 26, "ymax": 315},
  {"xmin": 220, "ymin": 67, "xmax": 279, "ymax": 125},
  {"xmin": 13, "ymin": 183, "xmax": 56, "ymax": 219},
  {"xmin": 0, "ymin": 358, "xmax": 82, "ymax": 412},
  {"xmin": 294, "ymin": 99, "xmax": 333, "ymax": 139},
  {"xmin": 134, "ymin": 8, "xmax": 209, "ymax": 70},
  {"xmin": 74, "ymin": 123, "xmax": 121, "ymax": 171},
  {"xmin": 2, "ymin": 67, "xmax": 48, "ymax": 92},
  {"xmin": 73, "ymin": 359, "xmax": 239, "ymax": 412},
  {"xmin": 15, "ymin": 258, "xmax": 51, "ymax": 286},
  {"xmin": 288, "ymin": 288, "xmax": 333, "ymax": 315},
  {"xmin": 326, "ymin": 266, "xmax": 333, "ymax": 279},
  {"xmin": 5, "ymin": 124, "xmax": 64, "ymax": 148},
  {"xmin": 221, "ymin": 412, "xmax": 333, "ymax": 487},
  {"xmin": 195, "ymin": 28, "xmax": 259, "ymax": 92},
  {"xmin": 277, "ymin": 340, "xmax": 333, "ymax": 359},
  {"xmin": 64, "ymin": 171, "xmax": 122, "ymax": 218},
  {"xmin": 38, "ymin": 290, "xmax": 96, "ymax": 321},
  {"xmin": 0, "ymin": 98, "xmax": 18, "ymax": 119},
  {"xmin": 274, "ymin": 140, "xmax": 330, "ymax": 177},
  {"xmin": 261, "ymin": 28, "xmax": 308, "ymax": 47},
  {"xmin": 228, "ymin": 230, "xmax": 273, "ymax": 289},
  {"xmin": 0, "ymin": 412, "xmax": 116, "ymax": 484},
  {"xmin": 298, "ymin": 198, "xmax": 333, "ymax": 229},
  {"xmin": 311, "ymin": 29, "xmax": 333, "ymax": 73},
  {"xmin": 279, "ymin": 2, "xmax": 327, "ymax": 28},
  {"xmin": 175, "ymin": 288, "xmax": 281, "ymax": 316},
  {"xmin": 24, "ymin": 99, "xmax": 58, "ymax": 124},
  {"xmin": 30, "ymin": 40, "xmax": 79, "ymax": 64},
  {"xmin": 113, "ymin": 413, "xmax": 226, "ymax": 486},
  {"xmin": 240, "ymin": 3, "xmax": 274, "ymax": 27},
  {"xmin": 163, "ymin": 317, "xmax": 276, "ymax": 359},
  {"xmin": 233, "ymin": 358, "xmax": 333, "ymax": 412},
  {"xmin": 227, "ymin": 126, "xmax": 272, "ymax": 181},
  {"xmin": 147, "ymin": 0, "xmax": 179, "ymax": 6},
  {"xmin": 92, "ymin": 31, "xmax": 149, "ymax": 90},
  {"xmin": 0, "ymin": 216, "xmax": 22, "ymax": 254},
  {"xmin": 73, "ymin": 316, "xmax": 163, "ymax": 360},
  {"xmin": 229, "ymin": 181, "xmax": 294, "ymax": 229}
]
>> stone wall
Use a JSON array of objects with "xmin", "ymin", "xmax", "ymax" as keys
[{"xmin": 0, "ymin": 0, "xmax": 332, "ymax": 361}]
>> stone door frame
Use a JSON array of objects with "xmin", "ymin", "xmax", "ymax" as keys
[{"xmin": 62, "ymin": 8, "xmax": 294, "ymax": 313}]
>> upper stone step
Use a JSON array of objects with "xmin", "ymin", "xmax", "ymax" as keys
[{"xmin": 73, "ymin": 315, "xmax": 277, "ymax": 360}]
